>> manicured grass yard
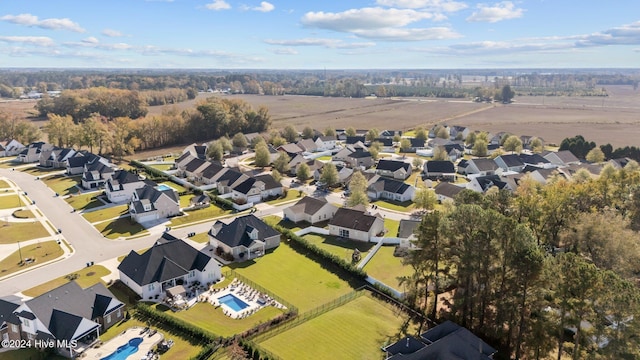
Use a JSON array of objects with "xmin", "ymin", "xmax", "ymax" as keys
[
  {"xmin": 42, "ymin": 174, "xmax": 81, "ymax": 195},
  {"xmin": 189, "ymin": 232, "xmax": 210, "ymax": 243},
  {"xmin": 230, "ymin": 243, "xmax": 354, "ymax": 312},
  {"xmin": 259, "ymin": 295, "xmax": 407, "ymax": 360},
  {"xmin": 22, "ymin": 265, "xmax": 111, "ymax": 297},
  {"xmin": 12, "ymin": 209, "xmax": 35, "ymax": 218},
  {"xmin": 0, "ymin": 179, "xmax": 10, "ymax": 188},
  {"xmin": 154, "ymin": 302, "xmax": 285, "ymax": 338},
  {"xmin": 94, "ymin": 217, "xmax": 148, "ymax": 239},
  {"xmin": 266, "ymin": 189, "xmax": 303, "ymax": 205},
  {"xmin": 0, "ymin": 241, "xmax": 63, "ymax": 277},
  {"xmin": 0, "ymin": 220, "xmax": 50, "ymax": 244},
  {"xmin": 0, "ymin": 194, "xmax": 22, "ymax": 209},
  {"xmin": 364, "ymin": 245, "xmax": 414, "ymax": 291},
  {"xmin": 169, "ymin": 205, "xmax": 230, "ymax": 226},
  {"xmin": 405, "ymin": 170, "xmax": 422, "ymax": 187},
  {"xmin": 82, "ymin": 204, "xmax": 128, "ymax": 223},
  {"xmin": 373, "ymin": 199, "xmax": 416, "ymax": 212},
  {"xmin": 99, "ymin": 317, "xmax": 204, "ymax": 360},
  {"xmin": 316, "ymin": 155, "xmax": 332, "ymax": 161},
  {"xmin": 302, "ymin": 233, "xmax": 374, "ymax": 263},
  {"xmin": 66, "ymin": 192, "xmax": 105, "ymax": 210},
  {"xmin": 148, "ymin": 163, "xmax": 174, "ymax": 171},
  {"xmin": 385, "ymin": 218, "xmax": 400, "ymax": 237},
  {"xmin": 159, "ymin": 181, "xmax": 188, "ymax": 193},
  {"xmin": 179, "ymin": 194, "xmax": 193, "ymax": 208}
]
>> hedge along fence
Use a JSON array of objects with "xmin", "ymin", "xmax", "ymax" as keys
[
  {"xmin": 135, "ymin": 302, "xmax": 220, "ymax": 343},
  {"xmin": 209, "ymin": 191, "xmax": 234, "ymax": 210},
  {"xmin": 129, "ymin": 160, "xmax": 170, "ymax": 181}
]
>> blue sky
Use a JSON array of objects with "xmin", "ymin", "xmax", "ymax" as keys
[{"xmin": 0, "ymin": 0, "xmax": 639, "ymax": 69}]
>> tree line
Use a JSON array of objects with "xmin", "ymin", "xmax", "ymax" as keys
[
  {"xmin": 561, "ymin": 134, "xmax": 640, "ymax": 162},
  {"xmin": 405, "ymin": 165, "xmax": 640, "ymax": 359}
]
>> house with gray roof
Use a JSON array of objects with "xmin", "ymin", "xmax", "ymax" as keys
[
  {"xmin": 66, "ymin": 151, "xmax": 105, "ymax": 175},
  {"xmin": 182, "ymin": 143, "xmax": 208, "ymax": 160},
  {"xmin": 283, "ymin": 196, "xmax": 338, "ymax": 224},
  {"xmin": 368, "ymin": 177, "xmax": 416, "ymax": 202},
  {"xmin": 129, "ymin": 184, "xmax": 180, "ymax": 223},
  {"xmin": 105, "ymin": 170, "xmax": 155, "ymax": 203},
  {"xmin": 376, "ymin": 159, "xmax": 412, "ymax": 180},
  {"xmin": 543, "ymin": 150, "xmax": 581, "ymax": 166},
  {"xmin": 11, "ymin": 281, "xmax": 124, "ymax": 358},
  {"xmin": 424, "ymin": 160, "xmax": 456, "ymax": 181},
  {"xmin": 81, "ymin": 157, "xmax": 116, "ymax": 189},
  {"xmin": 118, "ymin": 234, "xmax": 221, "ymax": 301},
  {"xmin": 465, "ymin": 158, "xmax": 499, "ymax": 176},
  {"xmin": 40, "ymin": 148, "xmax": 76, "ymax": 169},
  {"xmin": 0, "ymin": 139, "xmax": 25, "ymax": 157},
  {"xmin": 329, "ymin": 207, "xmax": 384, "ymax": 242},
  {"xmin": 0, "ymin": 298, "xmax": 21, "ymax": 344},
  {"xmin": 434, "ymin": 182, "xmax": 465, "ymax": 203},
  {"xmin": 467, "ymin": 175, "xmax": 511, "ymax": 193},
  {"xmin": 494, "ymin": 154, "xmax": 525, "ymax": 172},
  {"xmin": 398, "ymin": 219, "xmax": 420, "ymax": 240},
  {"xmin": 346, "ymin": 150, "xmax": 374, "ymax": 169},
  {"xmin": 16, "ymin": 142, "xmax": 55, "ymax": 163},
  {"xmin": 209, "ymin": 214, "xmax": 280, "ymax": 260}
]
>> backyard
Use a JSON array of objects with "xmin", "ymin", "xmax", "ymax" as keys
[
  {"xmin": 364, "ymin": 245, "xmax": 414, "ymax": 292},
  {"xmin": 42, "ymin": 174, "xmax": 81, "ymax": 195},
  {"xmin": 259, "ymin": 295, "xmax": 409, "ymax": 360},
  {"xmin": 229, "ymin": 243, "xmax": 355, "ymax": 312},
  {"xmin": 0, "ymin": 220, "xmax": 50, "ymax": 244},
  {"xmin": 373, "ymin": 199, "xmax": 416, "ymax": 212},
  {"xmin": 302, "ymin": 233, "xmax": 374, "ymax": 263},
  {"xmin": 169, "ymin": 204, "xmax": 231, "ymax": 227},
  {"xmin": 66, "ymin": 192, "xmax": 106, "ymax": 211}
]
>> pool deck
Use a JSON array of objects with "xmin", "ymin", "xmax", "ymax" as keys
[
  {"xmin": 83, "ymin": 326, "xmax": 164, "ymax": 360},
  {"xmin": 199, "ymin": 278, "xmax": 286, "ymax": 319}
]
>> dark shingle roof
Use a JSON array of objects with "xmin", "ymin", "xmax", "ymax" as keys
[
  {"xmin": 434, "ymin": 182, "xmax": 464, "ymax": 199},
  {"xmin": 398, "ymin": 219, "xmax": 420, "ymax": 238},
  {"xmin": 474, "ymin": 175, "xmax": 508, "ymax": 191},
  {"xmin": 377, "ymin": 159, "xmax": 410, "ymax": 172},
  {"xmin": 345, "ymin": 136, "xmax": 366, "ymax": 144},
  {"xmin": 329, "ymin": 207, "xmax": 381, "ymax": 232},
  {"xmin": 201, "ymin": 162, "xmax": 224, "ymax": 179},
  {"xmin": 233, "ymin": 177, "xmax": 256, "ymax": 195},
  {"xmin": 287, "ymin": 196, "xmax": 330, "ymax": 216},
  {"xmin": 519, "ymin": 153, "xmax": 549, "ymax": 165},
  {"xmin": 348, "ymin": 150, "xmax": 372, "ymax": 159},
  {"xmin": 209, "ymin": 214, "xmax": 279, "ymax": 248},
  {"xmin": 369, "ymin": 177, "xmax": 411, "ymax": 195},
  {"xmin": 469, "ymin": 158, "xmax": 499, "ymax": 172},
  {"xmin": 107, "ymin": 170, "xmax": 151, "ymax": 192},
  {"xmin": 0, "ymin": 299, "xmax": 20, "ymax": 325},
  {"xmin": 253, "ymin": 174, "xmax": 282, "ymax": 190},
  {"xmin": 185, "ymin": 158, "xmax": 207, "ymax": 173},
  {"xmin": 118, "ymin": 238, "xmax": 213, "ymax": 286},
  {"xmin": 409, "ymin": 138, "xmax": 425, "ymax": 148},
  {"xmin": 373, "ymin": 137, "xmax": 393, "ymax": 146},
  {"xmin": 384, "ymin": 336, "xmax": 426, "ymax": 356},
  {"xmin": 425, "ymin": 161, "xmax": 455, "ymax": 173}
]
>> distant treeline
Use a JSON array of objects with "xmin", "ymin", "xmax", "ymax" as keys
[{"xmin": 560, "ymin": 135, "xmax": 640, "ymax": 162}]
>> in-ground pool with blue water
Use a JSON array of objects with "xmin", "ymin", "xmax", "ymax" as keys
[
  {"xmin": 156, "ymin": 184, "xmax": 173, "ymax": 191},
  {"xmin": 100, "ymin": 337, "xmax": 143, "ymax": 360},
  {"xmin": 218, "ymin": 293, "xmax": 250, "ymax": 312}
]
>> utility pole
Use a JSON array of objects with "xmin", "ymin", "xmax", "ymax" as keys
[{"xmin": 18, "ymin": 241, "xmax": 23, "ymax": 264}]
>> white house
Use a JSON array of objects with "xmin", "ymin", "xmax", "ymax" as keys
[
  {"xmin": 129, "ymin": 184, "xmax": 180, "ymax": 223},
  {"xmin": 376, "ymin": 159, "xmax": 412, "ymax": 180},
  {"xmin": 105, "ymin": 170, "xmax": 154, "ymax": 204},
  {"xmin": 0, "ymin": 139, "xmax": 25, "ymax": 157},
  {"xmin": 368, "ymin": 177, "xmax": 416, "ymax": 202},
  {"xmin": 209, "ymin": 214, "xmax": 280, "ymax": 260},
  {"xmin": 118, "ymin": 234, "xmax": 221, "ymax": 301},
  {"xmin": 494, "ymin": 154, "xmax": 526, "ymax": 173},
  {"xmin": 283, "ymin": 196, "xmax": 338, "ymax": 224},
  {"xmin": 328, "ymin": 207, "xmax": 384, "ymax": 242},
  {"xmin": 434, "ymin": 182, "xmax": 465, "ymax": 203},
  {"xmin": 465, "ymin": 158, "xmax": 499, "ymax": 176}
]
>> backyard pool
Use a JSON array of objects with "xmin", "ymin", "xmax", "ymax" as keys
[
  {"xmin": 100, "ymin": 337, "xmax": 143, "ymax": 360},
  {"xmin": 218, "ymin": 293, "xmax": 250, "ymax": 312},
  {"xmin": 156, "ymin": 184, "xmax": 174, "ymax": 192}
]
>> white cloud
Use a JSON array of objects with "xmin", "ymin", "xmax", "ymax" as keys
[
  {"xmin": 205, "ymin": 0, "xmax": 231, "ymax": 10},
  {"xmin": 302, "ymin": 8, "xmax": 436, "ymax": 32},
  {"xmin": 375, "ymin": 0, "xmax": 467, "ymax": 12},
  {"xmin": 272, "ymin": 48, "xmax": 298, "ymax": 55},
  {"xmin": 252, "ymin": 2, "xmax": 275, "ymax": 12},
  {"xmin": 575, "ymin": 21, "xmax": 640, "ymax": 47},
  {"xmin": 102, "ymin": 29, "xmax": 124, "ymax": 37},
  {"xmin": 264, "ymin": 38, "xmax": 376, "ymax": 49},
  {"xmin": 65, "ymin": 38, "xmax": 133, "ymax": 50},
  {"xmin": 0, "ymin": 36, "xmax": 55, "ymax": 46},
  {"xmin": 0, "ymin": 13, "xmax": 85, "ymax": 32},
  {"xmin": 466, "ymin": 1, "xmax": 524, "ymax": 23},
  {"xmin": 352, "ymin": 27, "xmax": 461, "ymax": 41},
  {"xmin": 82, "ymin": 37, "xmax": 99, "ymax": 44}
]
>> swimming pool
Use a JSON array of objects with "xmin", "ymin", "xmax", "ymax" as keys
[
  {"xmin": 218, "ymin": 294, "xmax": 250, "ymax": 312},
  {"xmin": 156, "ymin": 184, "xmax": 174, "ymax": 192},
  {"xmin": 100, "ymin": 337, "xmax": 143, "ymax": 360}
]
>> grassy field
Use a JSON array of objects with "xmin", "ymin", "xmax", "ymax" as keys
[
  {"xmin": 303, "ymin": 233, "xmax": 374, "ymax": 263},
  {"xmin": 229, "ymin": 243, "xmax": 355, "ymax": 312},
  {"xmin": 169, "ymin": 205, "xmax": 230, "ymax": 227},
  {"xmin": 259, "ymin": 295, "xmax": 407, "ymax": 360},
  {"xmin": 0, "ymin": 241, "xmax": 63, "ymax": 277},
  {"xmin": 99, "ymin": 317, "xmax": 204, "ymax": 360},
  {"xmin": 155, "ymin": 302, "xmax": 285, "ymax": 338},
  {"xmin": 364, "ymin": 245, "xmax": 414, "ymax": 291},
  {"xmin": 22, "ymin": 265, "xmax": 111, "ymax": 297},
  {"xmin": 41, "ymin": 175, "xmax": 81, "ymax": 195},
  {"xmin": 66, "ymin": 192, "xmax": 105, "ymax": 210},
  {"xmin": 82, "ymin": 204, "xmax": 129, "ymax": 223},
  {"xmin": 0, "ymin": 179, "xmax": 10, "ymax": 188},
  {"xmin": 0, "ymin": 194, "xmax": 23, "ymax": 209},
  {"xmin": 94, "ymin": 217, "xmax": 148, "ymax": 239},
  {"xmin": 0, "ymin": 220, "xmax": 50, "ymax": 243}
]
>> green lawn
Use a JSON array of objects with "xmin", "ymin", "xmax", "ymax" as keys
[
  {"xmin": 316, "ymin": 155, "xmax": 332, "ymax": 161},
  {"xmin": 0, "ymin": 220, "xmax": 50, "ymax": 244},
  {"xmin": 0, "ymin": 241, "xmax": 63, "ymax": 277},
  {"xmin": 266, "ymin": 189, "xmax": 303, "ymax": 205},
  {"xmin": 22, "ymin": 265, "xmax": 111, "ymax": 297},
  {"xmin": 82, "ymin": 204, "xmax": 128, "ymax": 223},
  {"xmin": 148, "ymin": 163, "xmax": 174, "ymax": 171},
  {"xmin": 229, "ymin": 243, "xmax": 355, "ymax": 312},
  {"xmin": 179, "ymin": 194, "xmax": 193, "ymax": 208},
  {"xmin": 0, "ymin": 194, "xmax": 23, "ymax": 209},
  {"xmin": 65, "ymin": 192, "xmax": 105, "ymax": 210},
  {"xmin": 262, "ymin": 216, "xmax": 305, "ymax": 233},
  {"xmin": 384, "ymin": 218, "xmax": 400, "ymax": 237},
  {"xmin": 155, "ymin": 302, "xmax": 285, "ymax": 338},
  {"xmin": 373, "ymin": 199, "xmax": 415, "ymax": 212},
  {"xmin": 259, "ymin": 295, "xmax": 407, "ymax": 360},
  {"xmin": 94, "ymin": 217, "xmax": 148, "ymax": 239},
  {"xmin": 303, "ymin": 234, "xmax": 374, "ymax": 263},
  {"xmin": 12, "ymin": 209, "xmax": 35, "ymax": 218},
  {"xmin": 22, "ymin": 166, "xmax": 64, "ymax": 175},
  {"xmin": 99, "ymin": 317, "xmax": 203, "ymax": 360},
  {"xmin": 159, "ymin": 181, "xmax": 188, "ymax": 193},
  {"xmin": 189, "ymin": 232, "xmax": 210, "ymax": 243},
  {"xmin": 364, "ymin": 245, "xmax": 414, "ymax": 291},
  {"xmin": 405, "ymin": 170, "xmax": 422, "ymax": 187},
  {"xmin": 0, "ymin": 179, "xmax": 10, "ymax": 188},
  {"xmin": 169, "ymin": 205, "xmax": 230, "ymax": 226},
  {"xmin": 41, "ymin": 175, "xmax": 81, "ymax": 195}
]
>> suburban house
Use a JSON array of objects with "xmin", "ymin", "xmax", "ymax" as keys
[
  {"xmin": 314, "ymin": 165, "xmax": 354, "ymax": 185},
  {"xmin": 328, "ymin": 207, "xmax": 384, "ymax": 242},
  {"xmin": 9, "ymin": 281, "xmax": 124, "ymax": 358},
  {"xmin": 383, "ymin": 320, "xmax": 496, "ymax": 360},
  {"xmin": 373, "ymin": 137, "xmax": 395, "ymax": 152},
  {"xmin": 368, "ymin": 177, "xmax": 416, "ymax": 202},
  {"xmin": 231, "ymin": 174, "xmax": 282, "ymax": 204},
  {"xmin": 16, "ymin": 142, "xmax": 55, "ymax": 163},
  {"xmin": 543, "ymin": 150, "xmax": 581, "ymax": 166},
  {"xmin": 345, "ymin": 136, "xmax": 366, "ymax": 145},
  {"xmin": 296, "ymin": 138, "xmax": 319, "ymax": 153},
  {"xmin": 522, "ymin": 166, "xmax": 561, "ymax": 185},
  {"xmin": 467, "ymin": 175, "xmax": 510, "ymax": 193},
  {"xmin": 277, "ymin": 143, "xmax": 304, "ymax": 158},
  {"xmin": 129, "ymin": 184, "xmax": 180, "ymax": 223},
  {"xmin": 40, "ymin": 148, "xmax": 76, "ymax": 169},
  {"xmin": 398, "ymin": 219, "xmax": 420, "ymax": 241},
  {"xmin": 434, "ymin": 182, "xmax": 465, "ymax": 203},
  {"xmin": 609, "ymin": 157, "xmax": 631, "ymax": 169},
  {"xmin": 294, "ymin": 159, "xmax": 324, "ymax": 177},
  {"xmin": 494, "ymin": 154, "xmax": 526, "ymax": 172},
  {"xmin": 0, "ymin": 139, "xmax": 25, "ymax": 157},
  {"xmin": 402, "ymin": 138, "xmax": 426, "ymax": 152},
  {"xmin": 519, "ymin": 153, "xmax": 551, "ymax": 168},
  {"xmin": 199, "ymin": 161, "xmax": 225, "ymax": 185},
  {"xmin": 376, "ymin": 159, "xmax": 412, "ymax": 180},
  {"xmin": 424, "ymin": 160, "xmax": 456, "ymax": 181},
  {"xmin": 449, "ymin": 125, "xmax": 470, "ymax": 140},
  {"xmin": 315, "ymin": 135, "xmax": 337, "ymax": 151},
  {"xmin": 465, "ymin": 158, "xmax": 499, "ymax": 176},
  {"xmin": 346, "ymin": 150, "xmax": 374, "ymax": 169},
  {"xmin": 66, "ymin": 151, "xmax": 105, "ymax": 175},
  {"xmin": 379, "ymin": 130, "xmax": 402, "ymax": 138},
  {"xmin": 182, "ymin": 143, "xmax": 208, "ymax": 160},
  {"xmin": 283, "ymin": 196, "xmax": 338, "ymax": 224},
  {"xmin": 209, "ymin": 214, "xmax": 280, "ymax": 260},
  {"xmin": 456, "ymin": 159, "xmax": 469, "ymax": 174},
  {"xmin": 216, "ymin": 169, "xmax": 250, "ymax": 195},
  {"xmin": 81, "ymin": 157, "xmax": 116, "ymax": 189},
  {"xmin": 118, "ymin": 234, "xmax": 221, "ymax": 301},
  {"xmin": 105, "ymin": 170, "xmax": 155, "ymax": 203}
]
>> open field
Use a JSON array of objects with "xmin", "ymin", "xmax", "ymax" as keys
[
  {"xmin": 259, "ymin": 295, "xmax": 407, "ymax": 360},
  {"xmin": 0, "ymin": 241, "xmax": 63, "ymax": 277},
  {"xmin": 22, "ymin": 265, "xmax": 111, "ymax": 297},
  {"xmin": 229, "ymin": 243, "xmax": 355, "ymax": 312},
  {"xmin": 0, "ymin": 219, "xmax": 50, "ymax": 243}
]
